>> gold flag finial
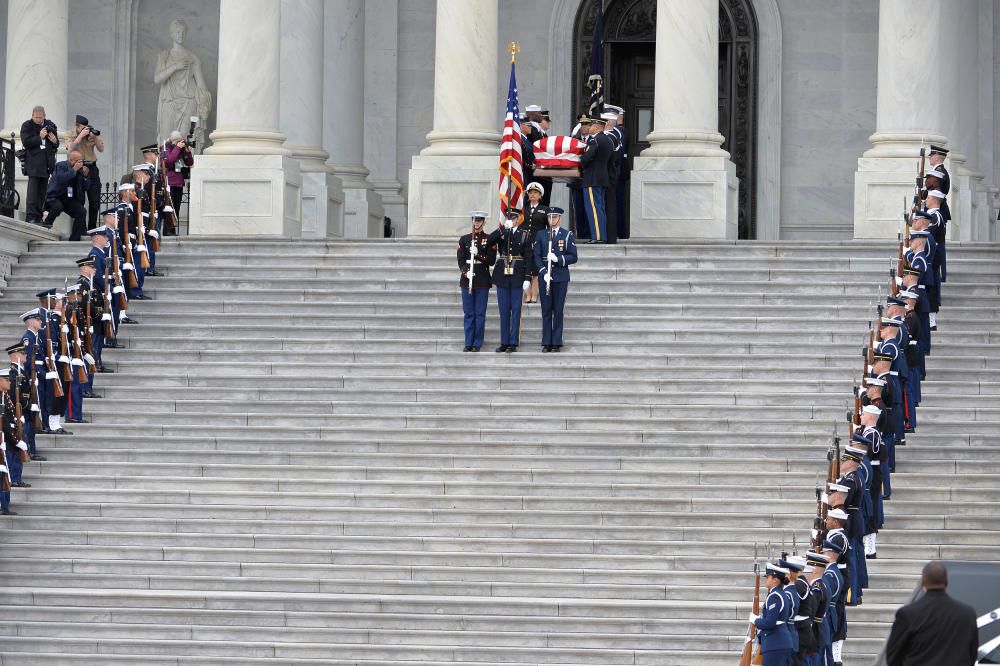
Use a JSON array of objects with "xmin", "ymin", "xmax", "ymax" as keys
[{"xmin": 509, "ymin": 42, "xmax": 520, "ymax": 63}]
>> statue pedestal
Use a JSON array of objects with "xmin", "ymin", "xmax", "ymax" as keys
[{"xmin": 188, "ymin": 154, "xmax": 302, "ymax": 236}]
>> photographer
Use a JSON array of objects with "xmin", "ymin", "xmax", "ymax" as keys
[
  {"xmin": 162, "ymin": 130, "xmax": 193, "ymax": 235},
  {"xmin": 66, "ymin": 115, "xmax": 105, "ymax": 230},
  {"xmin": 43, "ymin": 150, "xmax": 90, "ymax": 240},
  {"xmin": 19, "ymin": 105, "xmax": 59, "ymax": 226}
]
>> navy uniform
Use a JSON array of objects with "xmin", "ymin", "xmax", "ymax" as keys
[
  {"xmin": 752, "ymin": 563, "xmax": 794, "ymax": 666},
  {"xmin": 19, "ymin": 309, "xmax": 46, "ymax": 455},
  {"xmin": 63, "ymin": 284, "xmax": 89, "ymax": 424},
  {"xmin": 139, "ymin": 145, "xmax": 164, "ymax": 275},
  {"xmin": 803, "ymin": 551, "xmax": 831, "ymax": 666},
  {"xmin": 820, "ymin": 537, "xmax": 847, "ymax": 666},
  {"xmin": 522, "ymin": 184, "xmax": 549, "ymax": 303},
  {"xmin": 487, "ymin": 211, "xmax": 532, "ymax": 352},
  {"xmin": 76, "ymin": 254, "xmax": 106, "ymax": 385},
  {"xmin": 578, "ymin": 115, "xmax": 614, "ymax": 243},
  {"xmin": 534, "ymin": 209, "xmax": 578, "ymax": 352},
  {"xmin": 36, "ymin": 289, "xmax": 71, "ymax": 435},
  {"xmin": 457, "ymin": 212, "xmax": 495, "ymax": 352},
  {"xmin": 606, "ymin": 105, "xmax": 631, "ymax": 239},
  {"xmin": 7, "ymin": 342, "xmax": 36, "ymax": 470}
]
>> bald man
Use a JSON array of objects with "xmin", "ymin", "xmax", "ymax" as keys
[{"xmin": 44, "ymin": 149, "xmax": 91, "ymax": 240}]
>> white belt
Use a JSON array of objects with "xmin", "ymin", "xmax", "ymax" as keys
[
  {"xmin": 871, "ymin": 460, "xmax": 880, "ymax": 466},
  {"xmin": 775, "ymin": 621, "xmax": 786, "ymax": 625},
  {"xmin": 792, "ymin": 615, "xmax": 809, "ymax": 622}
]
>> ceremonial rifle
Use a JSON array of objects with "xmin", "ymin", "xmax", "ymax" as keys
[
  {"xmin": 108, "ymin": 221, "xmax": 129, "ymax": 310},
  {"xmin": 81, "ymin": 282, "xmax": 97, "ymax": 374},
  {"xmin": 812, "ymin": 471, "xmax": 824, "ymax": 551},
  {"xmin": 121, "ymin": 206, "xmax": 140, "ymax": 289},
  {"xmin": 28, "ymin": 347, "xmax": 42, "ymax": 430},
  {"xmin": 102, "ymin": 259, "xmax": 116, "ymax": 340},
  {"xmin": 910, "ymin": 148, "xmax": 926, "ymax": 216},
  {"xmin": 466, "ymin": 219, "xmax": 476, "ymax": 296},
  {"xmin": 545, "ymin": 231, "xmax": 554, "ymax": 297},
  {"xmin": 40, "ymin": 299, "xmax": 64, "ymax": 399},
  {"xmin": 0, "ymin": 423, "xmax": 9, "ymax": 494},
  {"xmin": 135, "ymin": 192, "xmax": 151, "ymax": 270},
  {"xmin": 69, "ymin": 301, "xmax": 89, "ymax": 383},
  {"xmin": 148, "ymin": 147, "xmax": 162, "ymax": 251},
  {"xmin": 158, "ymin": 141, "xmax": 179, "ymax": 232},
  {"xmin": 56, "ymin": 283, "xmax": 74, "ymax": 384},
  {"xmin": 13, "ymin": 366, "xmax": 28, "ymax": 464},
  {"xmin": 739, "ymin": 547, "xmax": 761, "ymax": 666}
]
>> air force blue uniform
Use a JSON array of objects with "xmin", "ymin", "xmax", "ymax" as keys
[{"xmin": 533, "ymin": 226, "xmax": 578, "ymax": 348}]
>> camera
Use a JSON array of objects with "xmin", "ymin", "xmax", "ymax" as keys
[
  {"xmin": 82, "ymin": 160, "xmax": 97, "ymax": 168},
  {"xmin": 15, "ymin": 148, "xmax": 27, "ymax": 176},
  {"xmin": 85, "ymin": 125, "xmax": 101, "ymax": 137}
]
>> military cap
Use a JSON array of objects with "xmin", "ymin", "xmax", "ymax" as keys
[
  {"xmin": 926, "ymin": 189, "xmax": 946, "ymax": 199},
  {"xmin": 66, "ymin": 284, "xmax": 80, "ymax": 294},
  {"xmin": 88, "ymin": 226, "xmax": 108, "ymax": 236},
  {"xmin": 780, "ymin": 556, "xmax": 806, "ymax": 572},
  {"xmin": 909, "ymin": 229, "xmax": 931, "ymax": 238},
  {"xmin": 925, "ymin": 167, "xmax": 946, "ymax": 180},
  {"xmin": 140, "ymin": 144, "xmax": 159, "ymax": 154},
  {"xmin": 6, "ymin": 341, "xmax": 27, "ymax": 355},
  {"xmin": 116, "ymin": 183, "xmax": 135, "ymax": 193},
  {"xmin": 526, "ymin": 182, "xmax": 544, "ymax": 195},
  {"xmin": 863, "ymin": 376, "xmax": 886, "ymax": 387},
  {"xmin": 880, "ymin": 318, "xmax": 901, "ymax": 327},
  {"xmin": 765, "ymin": 563, "xmax": 790, "ymax": 577},
  {"xmin": 901, "ymin": 266, "xmax": 921, "ymax": 276},
  {"xmin": 805, "ymin": 551, "xmax": 829, "ymax": 565},
  {"xmin": 828, "ymin": 482, "xmax": 850, "ymax": 493},
  {"xmin": 547, "ymin": 207, "xmax": 565, "ymax": 216},
  {"xmin": 827, "ymin": 508, "xmax": 849, "ymax": 521},
  {"xmin": 19, "ymin": 309, "xmax": 42, "ymax": 322},
  {"xmin": 132, "ymin": 163, "xmax": 155, "ymax": 174},
  {"xmin": 505, "ymin": 208, "xmax": 522, "ymax": 220},
  {"xmin": 524, "ymin": 104, "xmax": 542, "ymax": 113},
  {"xmin": 899, "ymin": 290, "xmax": 919, "ymax": 299},
  {"xmin": 35, "ymin": 288, "xmax": 57, "ymax": 299},
  {"xmin": 862, "ymin": 404, "xmax": 882, "ymax": 417},
  {"xmin": 886, "ymin": 295, "xmax": 906, "ymax": 307},
  {"xmin": 76, "ymin": 256, "xmax": 96, "ymax": 268},
  {"xmin": 470, "ymin": 211, "xmax": 488, "ymax": 221},
  {"xmin": 928, "ymin": 145, "xmax": 949, "ymax": 156},
  {"xmin": 823, "ymin": 535, "xmax": 848, "ymax": 555},
  {"xmin": 842, "ymin": 447, "xmax": 867, "ymax": 462},
  {"xmin": 0, "ymin": 368, "xmax": 10, "ymax": 380},
  {"xmin": 600, "ymin": 111, "xmax": 617, "ymax": 121},
  {"xmin": 605, "ymin": 104, "xmax": 624, "ymax": 114}
]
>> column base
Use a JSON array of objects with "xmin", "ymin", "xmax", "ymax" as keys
[
  {"xmin": 629, "ymin": 155, "xmax": 738, "ymax": 239},
  {"xmin": 853, "ymin": 156, "xmax": 942, "ymax": 239},
  {"xmin": 370, "ymin": 180, "xmax": 407, "ymax": 237},
  {"xmin": 407, "ymin": 155, "xmax": 499, "ymax": 236},
  {"xmin": 342, "ymin": 186, "xmax": 385, "ymax": 239},
  {"xmin": 300, "ymin": 171, "xmax": 345, "ymax": 239},
  {"xmin": 188, "ymin": 154, "xmax": 302, "ymax": 236}
]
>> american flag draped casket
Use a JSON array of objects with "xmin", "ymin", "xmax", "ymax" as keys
[{"xmin": 531, "ymin": 135, "xmax": 586, "ymax": 180}]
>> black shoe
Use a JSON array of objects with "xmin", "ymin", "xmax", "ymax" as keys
[
  {"xmin": 82, "ymin": 392, "xmax": 102, "ymax": 399},
  {"xmin": 865, "ymin": 553, "xmax": 877, "ymax": 560},
  {"xmin": 96, "ymin": 366, "xmax": 114, "ymax": 373},
  {"xmin": 12, "ymin": 481, "xmax": 30, "ymax": 488},
  {"xmin": 586, "ymin": 239, "xmax": 596, "ymax": 244},
  {"xmin": 52, "ymin": 428, "xmax": 72, "ymax": 435},
  {"xmin": 145, "ymin": 270, "xmax": 159, "ymax": 277},
  {"xmin": 507, "ymin": 345, "xmax": 517, "ymax": 353},
  {"xmin": 495, "ymin": 345, "xmax": 508, "ymax": 353},
  {"xmin": 133, "ymin": 295, "xmax": 151, "ymax": 301},
  {"xmin": 542, "ymin": 346, "xmax": 552, "ymax": 353},
  {"xmin": 39, "ymin": 427, "xmax": 53, "ymax": 434},
  {"xmin": 463, "ymin": 346, "xmax": 472, "ymax": 352},
  {"xmin": 552, "ymin": 345, "xmax": 562, "ymax": 352},
  {"xmin": 121, "ymin": 317, "xmax": 139, "ymax": 324},
  {"xmin": 30, "ymin": 455, "xmax": 46, "ymax": 461},
  {"xmin": 66, "ymin": 419, "xmax": 89, "ymax": 424},
  {"xmin": 2, "ymin": 509, "xmax": 18, "ymax": 515},
  {"xmin": 104, "ymin": 342, "xmax": 122, "ymax": 349}
]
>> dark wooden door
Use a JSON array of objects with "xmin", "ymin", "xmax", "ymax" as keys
[{"xmin": 610, "ymin": 43, "xmax": 656, "ymax": 230}]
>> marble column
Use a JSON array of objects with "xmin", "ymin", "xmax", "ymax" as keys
[
  {"xmin": 190, "ymin": 0, "xmax": 301, "ymax": 236},
  {"xmin": 280, "ymin": 0, "xmax": 344, "ymax": 238},
  {"xmin": 630, "ymin": 0, "xmax": 738, "ymax": 239},
  {"xmin": 407, "ymin": 0, "xmax": 501, "ymax": 236},
  {"xmin": 364, "ymin": 0, "xmax": 406, "ymax": 235},
  {"xmin": 325, "ymin": 0, "xmax": 383, "ymax": 239},
  {"xmin": 852, "ymin": 0, "xmax": 955, "ymax": 238},
  {"xmin": 2, "ymin": 0, "xmax": 69, "ymax": 225}
]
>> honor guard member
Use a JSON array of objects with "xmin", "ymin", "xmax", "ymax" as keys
[
  {"xmin": 457, "ymin": 212, "xmax": 495, "ymax": 352},
  {"xmin": 37, "ymin": 290, "xmax": 71, "ymax": 436},
  {"xmin": 534, "ymin": 208, "xmax": 578, "ymax": 352},
  {"xmin": 778, "ymin": 555, "xmax": 806, "ymax": 664},
  {"xmin": 7, "ymin": 341, "xmax": 37, "ymax": 466},
  {"xmin": 578, "ymin": 115, "xmax": 613, "ymax": 243},
  {"xmin": 751, "ymin": 563, "xmax": 794, "ymax": 666},
  {"xmin": 137, "ymin": 149, "xmax": 163, "ymax": 276},
  {"xmin": 600, "ymin": 111, "xmax": 622, "ymax": 245},
  {"xmin": 63, "ymin": 285, "xmax": 88, "ymax": 424},
  {"xmin": 78, "ymin": 249, "xmax": 109, "ymax": 377},
  {"xmin": 19, "ymin": 309, "xmax": 47, "ymax": 450},
  {"xmin": 0, "ymin": 364, "xmax": 27, "ymax": 489},
  {"xmin": 606, "ymin": 104, "xmax": 630, "ymax": 239},
  {"xmin": 803, "ymin": 551, "xmax": 831, "ymax": 666},
  {"xmin": 0, "ymin": 368, "xmax": 15, "ymax": 514},
  {"xmin": 523, "ymin": 183, "xmax": 549, "ymax": 303},
  {"xmin": 125, "ymin": 165, "xmax": 154, "ymax": 299},
  {"xmin": 488, "ymin": 209, "xmax": 532, "ymax": 353},
  {"xmin": 820, "ymin": 535, "xmax": 847, "ymax": 666},
  {"xmin": 785, "ymin": 555, "xmax": 817, "ymax": 666},
  {"xmin": 103, "ymin": 205, "xmax": 139, "ymax": 327}
]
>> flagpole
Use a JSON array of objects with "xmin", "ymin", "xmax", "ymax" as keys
[{"xmin": 506, "ymin": 42, "xmax": 520, "ymax": 219}]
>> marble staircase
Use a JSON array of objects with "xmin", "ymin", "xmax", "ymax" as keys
[{"xmin": 0, "ymin": 237, "xmax": 998, "ymax": 665}]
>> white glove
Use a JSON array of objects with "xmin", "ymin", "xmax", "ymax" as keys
[
  {"xmin": 811, "ymin": 529, "xmax": 819, "ymax": 540},
  {"xmin": 547, "ymin": 251, "xmax": 558, "ymax": 263},
  {"xmin": 503, "ymin": 220, "xmax": 514, "ymax": 229},
  {"xmin": 543, "ymin": 273, "xmax": 552, "ymax": 284},
  {"xmin": 522, "ymin": 281, "xmax": 530, "ymax": 292},
  {"xmin": 748, "ymin": 613, "xmax": 759, "ymax": 624}
]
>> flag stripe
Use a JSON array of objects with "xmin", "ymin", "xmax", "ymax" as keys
[{"xmin": 499, "ymin": 61, "xmax": 523, "ymax": 218}]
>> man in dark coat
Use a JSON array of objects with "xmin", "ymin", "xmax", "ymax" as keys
[
  {"xmin": 19, "ymin": 105, "xmax": 60, "ymax": 225},
  {"xmin": 578, "ymin": 115, "xmax": 613, "ymax": 244},
  {"xmin": 885, "ymin": 561, "xmax": 978, "ymax": 666},
  {"xmin": 44, "ymin": 150, "xmax": 90, "ymax": 240}
]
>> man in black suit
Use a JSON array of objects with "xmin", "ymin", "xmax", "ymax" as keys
[
  {"xmin": 578, "ymin": 115, "xmax": 613, "ymax": 244},
  {"xmin": 885, "ymin": 561, "xmax": 978, "ymax": 666},
  {"xmin": 19, "ymin": 105, "xmax": 60, "ymax": 225}
]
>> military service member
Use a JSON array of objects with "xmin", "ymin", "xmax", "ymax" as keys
[
  {"xmin": 534, "ymin": 208, "xmax": 578, "ymax": 352},
  {"xmin": 457, "ymin": 212, "xmax": 495, "ymax": 352},
  {"xmin": 488, "ymin": 209, "xmax": 533, "ymax": 353}
]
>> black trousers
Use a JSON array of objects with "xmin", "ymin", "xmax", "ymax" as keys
[
  {"xmin": 26, "ymin": 176, "xmax": 47, "ymax": 223},
  {"xmin": 45, "ymin": 195, "xmax": 88, "ymax": 240},
  {"xmin": 169, "ymin": 186, "xmax": 184, "ymax": 233},
  {"xmin": 84, "ymin": 164, "xmax": 101, "ymax": 229},
  {"xmin": 605, "ymin": 179, "xmax": 618, "ymax": 244}
]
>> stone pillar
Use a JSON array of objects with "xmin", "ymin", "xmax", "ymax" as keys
[
  {"xmin": 407, "ymin": 0, "xmax": 501, "ymax": 236},
  {"xmin": 190, "ymin": 0, "xmax": 301, "ymax": 236},
  {"xmin": 630, "ymin": 0, "xmax": 738, "ymax": 239},
  {"xmin": 852, "ymin": 0, "xmax": 954, "ymax": 238},
  {"xmin": 364, "ymin": 0, "xmax": 406, "ymax": 235},
  {"xmin": 2, "ymin": 0, "xmax": 69, "ymax": 224},
  {"xmin": 325, "ymin": 0, "xmax": 383, "ymax": 238},
  {"xmin": 280, "ymin": 0, "xmax": 343, "ymax": 238}
]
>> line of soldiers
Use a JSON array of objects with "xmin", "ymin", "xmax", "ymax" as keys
[
  {"xmin": 0, "ymin": 149, "xmax": 176, "ymax": 515},
  {"xmin": 742, "ymin": 147, "xmax": 951, "ymax": 666},
  {"xmin": 457, "ymin": 206, "xmax": 578, "ymax": 353}
]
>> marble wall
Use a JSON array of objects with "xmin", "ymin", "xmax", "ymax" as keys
[
  {"xmin": 776, "ymin": 0, "xmax": 878, "ymax": 239},
  {"xmin": 395, "ymin": 0, "xmax": 436, "ymax": 192}
]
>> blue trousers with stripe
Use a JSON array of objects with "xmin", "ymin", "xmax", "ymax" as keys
[
  {"xmin": 460, "ymin": 288, "xmax": 489, "ymax": 348},
  {"xmin": 495, "ymin": 284, "xmax": 524, "ymax": 347},
  {"xmin": 584, "ymin": 186, "xmax": 607, "ymax": 242}
]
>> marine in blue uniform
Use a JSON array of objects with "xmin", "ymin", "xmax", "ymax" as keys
[
  {"xmin": 0, "ymin": 366, "xmax": 26, "ymax": 490},
  {"xmin": 487, "ymin": 210, "xmax": 533, "ymax": 353},
  {"xmin": 533, "ymin": 208, "xmax": 578, "ymax": 352},
  {"xmin": 0, "ymin": 367, "xmax": 16, "ymax": 515},
  {"xmin": 751, "ymin": 563, "xmax": 794, "ymax": 665},
  {"xmin": 457, "ymin": 212, "xmax": 495, "ymax": 352}
]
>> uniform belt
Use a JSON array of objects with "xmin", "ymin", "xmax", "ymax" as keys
[
  {"xmin": 792, "ymin": 615, "xmax": 809, "ymax": 622},
  {"xmin": 504, "ymin": 258, "xmax": 524, "ymax": 262},
  {"xmin": 870, "ymin": 460, "xmax": 880, "ymax": 466},
  {"xmin": 774, "ymin": 621, "xmax": 786, "ymax": 625}
]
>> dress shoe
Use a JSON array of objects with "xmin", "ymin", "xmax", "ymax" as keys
[
  {"xmin": 52, "ymin": 428, "xmax": 72, "ymax": 435},
  {"xmin": 83, "ymin": 392, "xmax": 102, "ymax": 399},
  {"xmin": 104, "ymin": 342, "xmax": 122, "ymax": 349},
  {"xmin": 96, "ymin": 366, "xmax": 114, "ymax": 373},
  {"xmin": 66, "ymin": 419, "xmax": 90, "ymax": 424},
  {"xmin": 463, "ymin": 346, "xmax": 472, "ymax": 352},
  {"xmin": 2, "ymin": 509, "xmax": 18, "ymax": 515},
  {"xmin": 133, "ymin": 294, "xmax": 151, "ymax": 301},
  {"xmin": 30, "ymin": 455, "xmax": 47, "ymax": 461},
  {"xmin": 12, "ymin": 481, "xmax": 30, "ymax": 488},
  {"xmin": 39, "ymin": 427, "xmax": 53, "ymax": 434},
  {"xmin": 145, "ymin": 270, "xmax": 160, "ymax": 277},
  {"xmin": 542, "ymin": 346, "xmax": 552, "ymax": 353},
  {"xmin": 551, "ymin": 345, "xmax": 562, "ymax": 352},
  {"xmin": 470, "ymin": 347, "xmax": 480, "ymax": 352},
  {"xmin": 495, "ymin": 345, "xmax": 508, "ymax": 353},
  {"xmin": 506, "ymin": 345, "xmax": 517, "ymax": 353},
  {"xmin": 121, "ymin": 317, "xmax": 139, "ymax": 324},
  {"xmin": 865, "ymin": 553, "xmax": 877, "ymax": 560}
]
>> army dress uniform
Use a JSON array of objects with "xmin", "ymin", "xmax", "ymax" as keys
[
  {"xmin": 457, "ymin": 213, "xmax": 495, "ymax": 352},
  {"xmin": 534, "ymin": 209, "xmax": 578, "ymax": 351},
  {"xmin": 487, "ymin": 215, "xmax": 533, "ymax": 352}
]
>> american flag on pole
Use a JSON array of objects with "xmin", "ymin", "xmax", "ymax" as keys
[{"xmin": 499, "ymin": 55, "xmax": 523, "ymax": 218}]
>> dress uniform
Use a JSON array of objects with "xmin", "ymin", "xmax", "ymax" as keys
[
  {"xmin": 578, "ymin": 115, "xmax": 613, "ymax": 243},
  {"xmin": 533, "ymin": 208, "xmax": 578, "ymax": 352},
  {"xmin": 778, "ymin": 556, "xmax": 806, "ymax": 663},
  {"xmin": 804, "ymin": 551, "xmax": 831, "ymax": 666},
  {"xmin": 36, "ymin": 289, "xmax": 71, "ymax": 435},
  {"xmin": 487, "ymin": 211, "xmax": 532, "ymax": 353},
  {"xmin": 457, "ymin": 212, "xmax": 495, "ymax": 352},
  {"xmin": 7, "ymin": 342, "xmax": 35, "ymax": 470},
  {"xmin": 820, "ymin": 536, "xmax": 847, "ymax": 666},
  {"xmin": 0, "ymin": 367, "xmax": 22, "ymax": 514},
  {"xmin": 522, "ymin": 184, "xmax": 549, "ymax": 304},
  {"xmin": 752, "ymin": 563, "xmax": 794, "ymax": 666},
  {"xmin": 19, "ymin": 309, "xmax": 46, "ymax": 451}
]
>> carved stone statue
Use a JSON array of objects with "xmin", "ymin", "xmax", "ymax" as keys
[{"xmin": 155, "ymin": 19, "xmax": 212, "ymax": 152}]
